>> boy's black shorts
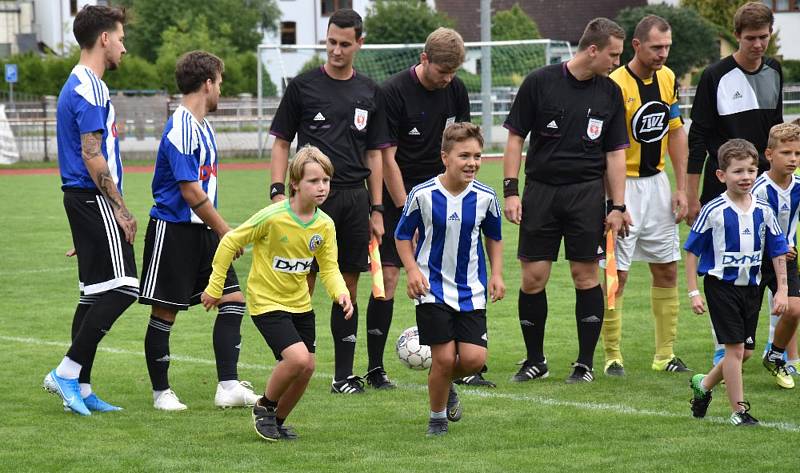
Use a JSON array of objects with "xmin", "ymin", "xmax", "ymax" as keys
[
  {"xmin": 415, "ymin": 303, "xmax": 487, "ymax": 347},
  {"xmin": 251, "ymin": 310, "xmax": 316, "ymax": 361},
  {"xmin": 704, "ymin": 275, "xmax": 761, "ymax": 350}
]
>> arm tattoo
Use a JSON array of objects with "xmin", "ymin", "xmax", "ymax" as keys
[
  {"xmin": 776, "ymin": 255, "xmax": 788, "ymax": 287},
  {"xmin": 191, "ymin": 197, "xmax": 210, "ymax": 210},
  {"xmin": 81, "ymin": 131, "xmax": 130, "ymax": 219},
  {"xmin": 81, "ymin": 132, "xmax": 103, "ymax": 162}
]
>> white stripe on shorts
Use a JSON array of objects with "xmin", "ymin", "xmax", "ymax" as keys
[
  {"xmin": 96, "ymin": 195, "xmax": 124, "ymax": 279},
  {"xmin": 142, "ymin": 219, "xmax": 167, "ymax": 299}
]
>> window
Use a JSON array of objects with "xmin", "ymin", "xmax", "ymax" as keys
[
  {"xmin": 321, "ymin": 0, "xmax": 353, "ymax": 16},
  {"xmin": 281, "ymin": 22, "xmax": 296, "ymax": 45},
  {"xmin": 762, "ymin": 0, "xmax": 799, "ymax": 11},
  {"xmin": 70, "ymin": 0, "xmax": 78, "ymax": 16}
]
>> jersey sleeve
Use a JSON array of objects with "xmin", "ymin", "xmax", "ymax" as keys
[
  {"xmin": 317, "ymin": 220, "xmax": 349, "ymax": 300},
  {"xmin": 367, "ymin": 86, "xmax": 391, "ymax": 150},
  {"xmin": 269, "ymin": 79, "xmax": 302, "ymax": 142},
  {"xmin": 684, "ymin": 204, "xmax": 715, "ymax": 256},
  {"xmin": 667, "ymin": 73, "xmax": 684, "ymax": 131},
  {"xmin": 165, "ymin": 118, "xmax": 200, "ymax": 182},
  {"xmin": 455, "ymin": 80, "xmax": 471, "ymax": 122},
  {"xmin": 395, "ymin": 192, "xmax": 422, "ymax": 240},
  {"xmin": 72, "ymin": 89, "xmax": 106, "ymax": 135},
  {"xmin": 765, "ymin": 208, "xmax": 789, "ymax": 259},
  {"xmin": 503, "ymin": 72, "xmax": 536, "ymax": 138},
  {"xmin": 480, "ymin": 192, "xmax": 502, "ymax": 241},
  {"xmin": 602, "ymin": 84, "xmax": 630, "ymax": 152},
  {"xmin": 205, "ymin": 209, "xmax": 270, "ymax": 298},
  {"xmin": 381, "ymin": 80, "xmax": 403, "ymax": 146}
]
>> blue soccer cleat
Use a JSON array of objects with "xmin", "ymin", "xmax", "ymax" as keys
[
  {"xmin": 83, "ymin": 393, "xmax": 123, "ymax": 412},
  {"xmin": 712, "ymin": 348, "xmax": 725, "ymax": 366},
  {"xmin": 43, "ymin": 369, "xmax": 90, "ymax": 416}
]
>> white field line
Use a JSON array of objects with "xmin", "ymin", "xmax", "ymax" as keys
[
  {"xmin": 0, "ymin": 267, "xmax": 73, "ymax": 276},
  {"xmin": 6, "ymin": 333, "xmax": 799, "ymax": 433}
]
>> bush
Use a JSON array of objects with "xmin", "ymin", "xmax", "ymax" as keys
[{"xmin": 782, "ymin": 59, "xmax": 800, "ymax": 83}]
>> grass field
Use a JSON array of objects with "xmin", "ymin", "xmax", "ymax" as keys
[{"xmin": 1, "ymin": 160, "xmax": 797, "ymax": 473}]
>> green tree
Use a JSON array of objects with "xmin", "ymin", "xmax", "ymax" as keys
[
  {"xmin": 680, "ymin": 0, "xmax": 779, "ymax": 55},
  {"xmin": 364, "ymin": 0, "xmax": 454, "ymax": 44},
  {"xmin": 616, "ymin": 4, "xmax": 719, "ymax": 78},
  {"xmin": 491, "ymin": 4, "xmax": 540, "ymax": 41}
]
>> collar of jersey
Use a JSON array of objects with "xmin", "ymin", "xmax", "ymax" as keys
[
  {"xmin": 284, "ymin": 199, "xmax": 319, "ymax": 228},
  {"xmin": 763, "ymin": 172, "xmax": 796, "ymax": 194},
  {"xmin": 435, "ymin": 175, "xmax": 474, "ymax": 200},
  {"xmin": 722, "ymin": 191, "xmax": 756, "ymax": 215}
]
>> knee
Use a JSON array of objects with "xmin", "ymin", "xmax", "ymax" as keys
[
  {"xmin": 300, "ymin": 355, "xmax": 316, "ymax": 379},
  {"xmin": 383, "ymin": 267, "xmax": 400, "ymax": 299},
  {"xmin": 521, "ymin": 273, "xmax": 547, "ymax": 294},
  {"xmin": 614, "ymin": 271, "xmax": 629, "ymax": 296},
  {"xmin": 220, "ymin": 291, "xmax": 245, "ymax": 304},
  {"xmin": 572, "ymin": 271, "xmax": 599, "ymax": 290},
  {"xmin": 151, "ymin": 306, "xmax": 177, "ymax": 323},
  {"xmin": 432, "ymin": 352, "xmax": 456, "ymax": 375},
  {"xmin": 651, "ymin": 263, "xmax": 678, "ymax": 287},
  {"xmin": 742, "ymin": 349, "xmax": 753, "ymax": 362},
  {"xmin": 459, "ymin": 352, "xmax": 486, "ymax": 374}
]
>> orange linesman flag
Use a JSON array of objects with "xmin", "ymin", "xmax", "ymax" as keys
[
  {"xmin": 369, "ymin": 237, "xmax": 385, "ymax": 299},
  {"xmin": 606, "ymin": 231, "xmax": 619, "ymax": 310}
]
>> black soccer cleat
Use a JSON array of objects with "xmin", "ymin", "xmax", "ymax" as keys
[
  {"xmin": 331, "ymin": 375, "xmax": 365, "ymax": 394},
  {"xmin": 454, "ymin": 372, "xmax": 497, "ymax": 388},
  {"xmin": 604, "ymin": 360, "xmax": 626, "ymax": 377},
  {"xmin": 689, "ymin": 374, "xmax": 713, "ymax": 418},
  {"xmin": 446, "ymin": 383, "xmax": 462, "ymax": 422},
  {"xmin": 730, "ymin": 401, "xmax": 759, "ymax": 426},
  {"xmin": 252, "ymin": 402, "xmax": 279, "ymax": 441},
  {"xmin": 277, "ymin": 424, "xmax": 299, "ymax": 440},
  {"xmin": 365, "ymin": 367, "xmax": 396, "ymax": 390},
  {"xmin": 511, "ymin": 359, "xmax": 549, "ymax": 382},
  {"xmin": 565, "ymin": 362, "xmax": 594, "ymax": 384},
  {"xmin": 426, "ymin": 418, "xmax": 449, "ymax": 437}
]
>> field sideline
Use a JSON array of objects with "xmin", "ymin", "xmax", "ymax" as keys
[{"xmin": 1, "ymin": 161, "xmax": 796, "ymax": 472}]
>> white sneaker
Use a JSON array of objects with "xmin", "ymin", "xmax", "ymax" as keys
[
  {"xmin": 214, "ymin": 380, "xmax": 260, "ymax": 408},
  {"xmin": 153, "ymin": 389, "xmax": 187, "ymax": 411}
]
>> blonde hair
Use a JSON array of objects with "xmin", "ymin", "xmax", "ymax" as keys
[
  {"xmin": 717, "ymin": 138, "xmax": 758, "ymax": 170},
  {"xmin": 288, "ymin": 145, "xmax": 334, "ymax": 197},
  {"xmin": 424, "ymin": 27, "xmax": 465, "ymax": 71},
  {"xmin": 767, "ymin": 123, "xmax": 800, "ymax": 150},
  {"xmin": 441, "ymin": 122, "xmax": 483, "ymax": 153}
]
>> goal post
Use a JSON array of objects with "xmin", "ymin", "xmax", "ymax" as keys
[{"xmin": 256, "ymin": 39, "xmax": 573, "ymax": 157}]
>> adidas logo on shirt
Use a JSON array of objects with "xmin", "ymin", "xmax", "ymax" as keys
[
  {"xmin": 448, "ymin": 212, "xmax": 460, "ymax": 221},
  {"xmin": 781, "ymin": 203, "xmax": 791, "ymax": 211},
  {"xmin": 742, "ymin": 228, "xmax": 751, "ymax": 235},
  {"xmin": 733, "ymin": 91, "xmax": 743, "ymax": 100},
  {"xmin": 546, "ymin": 120, "xmax": 558, "ymax": 129},
  {"xmin": 313, "ymin": 112, "xmax": 325, "ymax": 121},
  {"xmin": 409, "ymin": 127, "xmax": 421, "ymax": 136}
]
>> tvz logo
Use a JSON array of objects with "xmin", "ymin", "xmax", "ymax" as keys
[
  {"xmin": 721, "ymin": 252, "xmax": 761, "ymax": 267},
  {"xmin": 273, "ymin": 256, "xmax": 313, "ymax": 273},
  {"xmin": 199, "ymin": 163, "xmax": 218, "ymax": 181},
  {"xmin": 638, "ymin": 113, "xmax": 664, "ymax": 134}
]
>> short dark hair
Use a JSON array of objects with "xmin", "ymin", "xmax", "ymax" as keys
[
  {"xmin": 175, "ymin": 51, "xmax": 224, "ymax": 95},
  {"xmin": 442, "ymin": 122, "xmax": 483, "ymax": 153},
  {"xmin": 328, "ymin": 8, "xmax": 363, "ymax": 39},
  {"xmin": 734, "ymin": 1, "xmax": 774, "ymax": 34},
  {"xmin": 718, "ymin": 138, "xmax": 758, "ymax": 170},
  {"xmin": 73, "ymin": 5, "xmax": 127, "ymax": 49},
  {"xmin": 633, "ymin": 15, "xmax": 670, "ymax": 43},
  {"xmin": 578, "ymin": 18, "xmax": 625, "ymax": 51}
]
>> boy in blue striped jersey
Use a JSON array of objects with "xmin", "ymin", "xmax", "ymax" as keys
[
  {"xmin": 395, "ymin": 123, "xmax": 505, "ymax": 436},
  {"xmin": 685, "ymin": 138, "xmax": 789, "ymax": 426}
]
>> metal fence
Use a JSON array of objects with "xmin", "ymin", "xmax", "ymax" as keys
[{"xmin": 2, "ymin": 85, "xmax": 800, "ymax": 162}]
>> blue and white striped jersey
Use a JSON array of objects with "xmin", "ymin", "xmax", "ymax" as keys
[
  {"xmin": 752, "ymin": 173, "xmax": 800, "ymax": 247},
  {"xmin": 57, "ymin": 65, "xmax": 122, "ymax": 193},
  {"xmin": 149, "ymin": 105, "xmax": 219, "ymax": 224},
  {"xmin": 684, "ymin": 193, "xmax": 788, "ymax": 286},
  {"xmin": 395, "ymin": 177, "xmax": 502, "ymax": 311}
]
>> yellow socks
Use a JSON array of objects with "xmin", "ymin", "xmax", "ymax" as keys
[
  {"xmin": 652, "ymin": 286, "xmax": 679, "ymax": 362},
  {"xmin": 602, "ymin": 298, "xmax": 623, "ymax": 364}
]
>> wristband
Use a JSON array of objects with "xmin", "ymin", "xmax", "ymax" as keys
[
  {"xmin": 610, "ymin": 204, "xmax": 627, "ymax": 213},
  {"xmin": 503, "ymin": 178, "xmax": 519, "ymax": 197},
  {"xmin": 688, "ymin": 289, "xmax": 700, "ymax": 298},
  {"xmin": 270, "ymin": 182, "xmax": 285, "ymax": 200},
  {"xmin": 370, "ymin": 204, "xmax": 385, "ymax": 214}
]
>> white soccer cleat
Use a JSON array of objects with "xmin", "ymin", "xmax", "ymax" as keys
[
  {"xmin": 153, "ymin": 389, "xmax": 187, "ymax": 411},
  {"xmin": 214, "ymin": 380, "xmax": 260, "ymax": 408}
]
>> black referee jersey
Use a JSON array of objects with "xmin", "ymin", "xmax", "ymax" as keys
[
  {"xmin": 504, "ymin": 62, "xmax": 629, "ymax": 185},
  {"xmin": 270, "ymin": 66, "xmax": 390, "ymax": 188},
  {"xmin": 382, "ymin": 65, "xmax": 471, "ymax": 182}
]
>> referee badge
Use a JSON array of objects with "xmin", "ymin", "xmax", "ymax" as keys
[
  {"xmin": 354, "ymin": 108, "xmax": 369, "ymax": 131},
  {"xmin": 587, "ymin": 118, "xmax": 603, "ymax": 140},
  {"xmin": 309, "ymin": 234, "xmax": 323, "ymax": 252}
]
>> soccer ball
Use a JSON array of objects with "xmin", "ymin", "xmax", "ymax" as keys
[{"xmin": 396, "ymin": 326, "xmax": 432, "ymax": 370}]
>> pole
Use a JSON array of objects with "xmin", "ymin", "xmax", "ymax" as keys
[
  {"xmin": 43, "ymin": 98, "xmax": 49, "ymax": 162},
  {"xmin": 480, "ymin": 0, "xmax": 492, "ymax": 146},
  {"xmin": 257, "ymin": 46, "xmax": 263, "ymax": 160}
]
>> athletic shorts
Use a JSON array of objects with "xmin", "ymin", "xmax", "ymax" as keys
[
  {"xmin": 611, "ymin": 172, "xmax": 680, "ymax": 270},
  {"xmin": 704, "ymin": 275, "xmax": 761, "ymax": 349},
  {"xmin": 518, "ymin": 178, "xmax": 605, "ymax": 261},
  {"xmin": 415, "ymin": 303, "xmax": 487, "ymax": 347},
  {"xmin": 313, "ymin": 186, "xmax": 370, "ymax": 273},
  {"xmin": 380, "ymin": 180, "xmax": 424, "ymax": 267},
  {"xmin": 760, "ymin": 256, "xmax": 800, "ymax": 299},
  {"xmin": 251, "ymin": 310, "xmax": 316, "ymax": 361},
  {"xmin": 139, "ymin": 218, "xmax": 239, "ymax": 310},
  {"xmin": 63, "ymin": 189, "xmax": 139, "ymax": 295}
]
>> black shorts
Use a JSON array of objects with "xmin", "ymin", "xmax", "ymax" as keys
[
  {"xmin": 759, "ymin": 256, "xmax": 800, "ymax": 299},
  {"xmin": 704, "ymin": 275, "xmax": 761, "ymax": 350},
  {"xmin": 415, "ymin": 303, "xmax": 488, "ymax": 347},
  {"xmin": 314, "ymin": 186, "xmax": 370, "ymax": 273},
  {"xmin": 251, "ymin": 310, "xmax": 316, "ymax": 361},
  {"xmin": 518, "ymin": 178, "xmax": 605, "ymax": 262},
  {"xmin": 380, "ymin": 180, "xmax": 424, "ymax": 267},
  {"xmin": 63, "ymin": 189, "xmax": 139, "ymax": 295},
  {"xmin": 139, "ymin": 218, "xmax": 239, "ymax": 310}
]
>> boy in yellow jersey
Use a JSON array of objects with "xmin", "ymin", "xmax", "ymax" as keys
[
  {"xmin": 202, "ymin": 146, "xmax": 352, "ymax": 441},
  {"xmin": 603, "ymin": 15, "xmax": 690, "ymax": 376}
]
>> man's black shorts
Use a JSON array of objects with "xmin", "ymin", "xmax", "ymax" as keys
[
  {"xmin": 704, "ymin": 275, "xmax": 761, "ymax": 350},
  {"xmin": 759, "ymin": 256, "xmax": 800, "ymax": 299},
  {"xmin": 139, "ymin": 218, "xmax": 239, "ymax": 310},
  {"xmin": 63, "ymin": 189, "xmax": 139, "ymax": 295},
  {"xmin": 518, "ymin": 178, "xmax": 605, "ymax": 262},
  {"xmin": 415, "ymin": 303, "xmax": 487, "ymax": 347},
  {"xmin": 251, "ymin": 310, "xmax": 316, "ymax": 361},
  {"xmin": 315, "ymin": 186, "xmax": 370, "ymax": 273}
]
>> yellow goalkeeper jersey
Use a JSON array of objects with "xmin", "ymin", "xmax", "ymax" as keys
[
  {"xmin": 206, "ymin": 200, "xmax": 347, "ymax": 316},
  {"xmin": 610, "ymin": 64, "xmax": 684, "ymax": 177}
]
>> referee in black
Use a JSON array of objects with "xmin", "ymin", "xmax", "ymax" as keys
[
  {"xmin": 269, "ymin": 9, "xmax": 389, "ymax": 394},
  {"xmin": 503, "ymin": 18, "xmax": 631, "ymax": 384}
]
